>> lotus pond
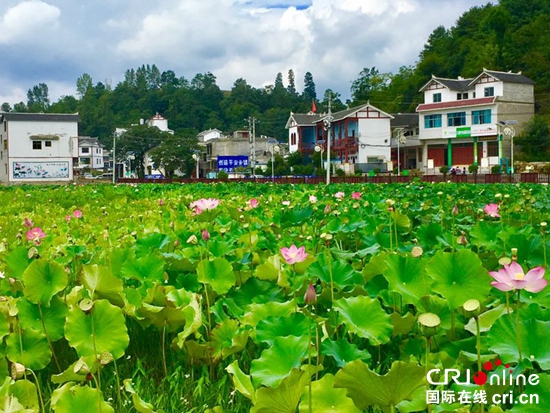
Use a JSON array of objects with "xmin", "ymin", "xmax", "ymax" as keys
[{"xmin": 0, "ymin": 182, "xmax": 549, "ymax": 412}]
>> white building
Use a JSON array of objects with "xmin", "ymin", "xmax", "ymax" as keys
[
  {"xmin": 286, "ymin": 103, "xmax": 393, "ymax": 173},
  {"xmin": 416, "ymin": 69, "xmax": 534, "ymax": 172},
  {"xmin": 0, "ymin": 113, "xmax": 79, "ymax": 183},
  {"xmin": 78, "ymin": 137, "xmax": 104, "ymax": 169},
  {"xmin": 198, "ymin": 128, "xmax": 223, "ymax": 143}
]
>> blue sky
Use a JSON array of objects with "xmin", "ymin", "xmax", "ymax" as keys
[{"xmin": 0, "ymin": 0, "xmax": 492, "ymax": 105}]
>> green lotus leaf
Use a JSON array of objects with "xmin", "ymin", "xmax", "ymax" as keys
[
  {"xmin": 226, "ymin": 360, "xmax": 256, "ymax": 404},
  {"xmin": 17, "ymin": 296, "xmax": 68, "ymax": 341},
  {"xmin": 390, "ymin": 210, "xmax": 411, "ymax": 232},
  {"xmin": 254, "ymin": 255, "xmax": 282, "ymax": 282},
  {"xmin": 308, "ymin": 254, "xmax": 362, "ymax": 289},
  {"xmin": 416, "ymin": 223, "xmax": 443, "ymax": 247},
  {"xmin": 0, "ymin": 394, "xmax": 31, "ymax": 413},
  {"xmin": 334, "ymin": 360, "xmax": 425, "ymax": 410},
  {"xmin": 10, "ymin": 380, "xmax": 39, "ymax": 412},
  {"xmin": 0, "ymin": 311, "xmax": 11, "ymax": 341},
  {"xmin": 6, "ymin": 328, "xmax": 51, "ymax": 370},
  {"xmin": 51, "ymin": 355, "xmax": 99, "ymax": 384},
  {"xmin": 426, "ymin": 250, "xmax": 492, "ymax": 310},
  {"xmin": 509, "ymin": 373, "xmax": 550, "ymax": 412},
  {"xmin": 255, "ymin": 313, "xmax": 309, "ymax": 345},
  {"xmin": 486, "ymin": 310, "xmax": 550, "ymax": 369},
  {"xmin": 320, "ymin": 338, "xmax": 371, "ymax": 368},
  {"xmin": 299, "ymin": 373, "xmax": 361, "ymax": 413},
  {"xmin": 123, "ymin": 379, "xmax": 157, "ymax": 413},
  {"xmin": 333, "ymin": 296, "xmax": 393, "ymax": 345},
  {"xmin": 51, "ymin": 383, "xmax": 114, "ymax": 413},
  {"xmin": 4, "ymin": 247, "xmax": 31, "ymax": 280},
  {"xmin": 390, "ymin": 312, "xmax": 417, "ymax": 336},
  {"xmin": 175, "ymin": 293, "xmax": 202, "ymax": 347},
  {"xmin": 280, "ymin": 207, "xmax": 313, "ymax": 228},
  {"xmin": 383, "ymin": 253, "xmax": 430, "ymax": 305},
  {"xmin": 251, "ymin": 367, "xmax": 314, "ymax": 413},
  {"xmin": 470, "ymin": 221, "xmax": 501, "ymax": 249},
  {"xmin": 362, "ymin": 252, "xmax": 389, "ymax": 283},
  {"xmin": 250, "ymin": 335, "xmax": 309, "ymax": 387},
  {"xmin": 82, "ymin": 264, "xmax": 124, "ymax": 307},
  {"xmin": 464, "ymin": 304, "xmax": 508, "ymax": 335},
  {"xmin": 22, "ymin": 259, "xmax": 68, "ymax": 306},
  {"xmin": 197, "ymin": 257, "xmax": 236, "ymax": 294},
  {"xmin": 121, "ymin": 254, "xmax": 165, "ymax": 285},
  {"xmin": 241, "ymin": 301, "xmax": 296, "ymax": 328},
  {"xmin": 211, "ymin": 319, "xmax": 249, "ymax": 359},
  {"xmin": 65, "ymin": 299, "xmax": 129, "ymax": 360}
]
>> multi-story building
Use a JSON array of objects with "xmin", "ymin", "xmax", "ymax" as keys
[
  {"xmin": 0, "ymin": 112, "xmax": 79, "ymax": 183},
  {"xmin": 78, "ymin": 137, "xmax": 104, "ymax": 169},
  {"xmin": 417, "ymin": 69, "xmax": 534, "ymax": 172},
  {"xmin": 286, "ymin": 103, "xmax": 393, "ymax": 173}
]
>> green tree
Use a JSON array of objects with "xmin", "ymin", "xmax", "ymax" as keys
[
  {"xmin": 287, "ymin": 69, "xmax": 297, "ymax": 96},
  {"xmin": 76, "ymin": 73, "xmax": 93, "ymax": 98},
  {"xmin": 350, "ymin": 67, "xmax": 391, "ymax": 105},
  {"xmin": 27, "ymin": 83, "xmax": 50, "ymax": 112},
  {"xmin": 1, "ymin": 102, "xmax": 12, "ymax": 112},
  {"xmin": 517, "ymin": 115, "xmax": 550, "ymax": 161},
  {"xmin": 115, "ymin": 125, "xmax": 172, "ymax": 178},
  {"xmin": 302, "ymin": 72, "xmax": 317, "ymax": 102},
  {"xmin": 148, "ymin": 131, "xmax": 199, "ymax": 178}
]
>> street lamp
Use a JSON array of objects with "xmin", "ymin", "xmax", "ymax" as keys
[
  {"xmin": 192, "ymin": 153, "xmax": 200, "ymax": 179},
  {"xmin": 270, "ymin": 144, "xmax": 280, "ymax": 181},
  {"xmin": 499, "ymin": 120, "xmax": 517, "ymax": 174},
  {"xmin": 394, "ymin": 128, "xmax": 406, "ymax": 176},
  {"xmin": 314, "ymin": 143, "xmax": 324, "ymax": 172}
]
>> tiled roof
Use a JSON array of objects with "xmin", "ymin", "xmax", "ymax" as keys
[
  {"xmin": 391, "ymin": 113, "xmax": 418, "ymax": 127},
  {"xmin": 1, "ymin": 112, "xmax": 80, "ymax": 122},
  {"xmin": 474, "ymin": 70, "xmax": 535, "ymax": 85},
  {"xmin": 417, "ymin": 97, "xmax": 496, "ymax": 112}
]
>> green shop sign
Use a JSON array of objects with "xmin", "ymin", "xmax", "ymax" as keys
[{"xmin": 456, "ymin": 127, "xmax": 471, "ymax": 138}]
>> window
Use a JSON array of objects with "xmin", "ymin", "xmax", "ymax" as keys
[
  {"xmin": 33, "ymin": 141, "xmax": 42, "ymax": 150},
  {"xmin": 367, "ymin": 157, "xmax": 380, "ymax": 163},
  {"xmin": 447, "ymin": 112, "xmax": 466, "ymax": 127},
  {"xmin": 82, "ymin": 147, "xmax": 90, "ymax": 153},
  {"xmin": 472, "ymin": 110, "xmax": 491, "ymax": 125},
  {"xmin": 424, "ymin": 114, "xmax": 442, "ymax": 129},
  {"xmin": 457, "ymin": 93, "xmax": 469, "ymax": 100},
  {"xmin": 433, "ymin": 93, "xmax": 442, "ymax": 103},
  {"xmin": 45, "ymin": 141, "xmax": 52, "ymax": 147},
  {"xmin": 484, "ymin": 87, "xmax": 494, "ymax": 97}
]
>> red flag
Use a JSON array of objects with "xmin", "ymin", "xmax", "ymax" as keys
[{"xmin": 311, "ymin": 100, "xmax": 316, "ymax": 113}]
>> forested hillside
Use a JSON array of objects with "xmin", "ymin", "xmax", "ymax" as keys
[{"xmin": 2, "ymin": 0, "xmax": 550, "ymax": 149}]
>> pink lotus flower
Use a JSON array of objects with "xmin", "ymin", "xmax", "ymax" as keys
[
  {"xmin": 351, "ymin": 192, "xmax": 361, "ymax": 200},
  {"xmin": 158, "ymin": 199, "xmax": 165, "ymax": 206},
  {"xmin": 26, "ymin": 227, "xmax": 46, "ymax": 244},
  {"xmin": 280, "ymin": 244, "xmax": 308, "ymax": 265},
  {"xmin": 489, "ymin": 261, "xmax": 547, "ymax": 293},
  {"xmin": 73, "ymin": 210, "xmax": 83, "ymax": 219},
  {"xmin": 190, "ymin": 198, "xmax": 220, "ymax": 215},
  {"xmin": 24, "ymin": 218, "xmax": 33, "ymax": 228},
  {"xmin": 249, "ymin": 198, "xmax": 259, "ymax": 208},
  {"xmin": 484, "ymin": 203, "xmax": 500, "ymax": 218},
  {"xmin": 282, "ymin": 200, "xmax": 291, "ymax": 206},
  {"xmin": 334, "ymin": 191, "xmax": 345, "ymax": 199},
  {"xmin": 65, "ymin": 215, "xmax": 71, "ymax": 222},
  {"xmin": 309, "ymin": 195, "xmax": 318, "ymax": 203}
]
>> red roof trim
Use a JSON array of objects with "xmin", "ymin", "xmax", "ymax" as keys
[{"xmin": 417, "ymin": 97, "xmax": 496, "ymax": 112}]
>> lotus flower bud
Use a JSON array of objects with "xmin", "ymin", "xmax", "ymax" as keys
[
  {"xmin": 74, "ymin": 358, "xmax": 91, "ymax": 374},
  {"xmin": 202, "ymin": 229, "xmax": 210, "ymax": 242},
  {"xmin": 304, "ymin": 283, "xmax": 317, "ymax": 305},
  {"xmin": 452, "ymin": 204, "xmax": 459, "ymax": 216},
  {"xmin": 418, "ymin": 313, "xmax": 441, "ymax": 337}
]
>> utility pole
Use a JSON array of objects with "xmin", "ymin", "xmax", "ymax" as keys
[
  {"xmin": 324, "ymin": 94, "xmax": 334, "ymax": 185},
  {"xmin": 112, "ymin": 133, "xmax": 116, "ymax": 184},
  {"xmin": 248, "ymin": 117, "xmax": 257, "ymax": 175}
]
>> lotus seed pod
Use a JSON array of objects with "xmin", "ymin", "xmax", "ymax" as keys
[
  {"xmin": 11, "ymin": 362, "xmax": 25, "ymax": 380},
  {"xmin": 511, "ymin": 248, "xmax": 518, "ymax": 261},
  {"xmin": 79, "ymin": 298, "xmax": 94, "ymax": 312},
  {"xmin": 461, "ymin": 299, "xmax": 481, "ymax": 318},
  {"xmin": 498, "ymin": 257, "xmax": 512, "ymax": 266},
  {"xmin": 418, "ymin": 313, "xmax": 441, "ymax": 337},
  {"xmin": 74, "ymin": 358, "xmax": 91, "ymax": 374},
  {"xmin": 411, "ymin": 246, "xmax": 423, "ymax": 258},
  {"xmin": 99, "ymin": 351, "xmax": 114, "ymax": 365}
]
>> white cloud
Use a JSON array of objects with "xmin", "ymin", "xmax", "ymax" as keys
[
  {"xmin": 0, "ymin": 1, "xmax": 61, "ymax": 44},
  {"xmin": 0, "ymin": 0, "xmax": 491, "ymax": 105}
]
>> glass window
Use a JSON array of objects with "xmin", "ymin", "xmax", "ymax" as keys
[
  {"xmin": 447, "ymin": 112, "xmax": 466, "ymax": 127},
  {"xmin": 82, "ymin": 147, "xmax": 89, "ymax": 153},
  {"xmin": 33, "ymin": 141, "xmax": 42, "ymax": 150},
  {"xmin": 472, "ymin": 110, "xmax": 491, "ymax": 125},
  {"xmin": 484, "ymin": 87, "xmax": 494, "ymax": 97},
  {"xmin": 433, "ymin": 93, "xmax": 442, "ymax": 103},
  {"xmin": 425, "ymin": 114, "xmax": 442, "ymax": 129},
  {"xmin": 45, "ymin": 141, "xmax": 52, "ymax": 147}
]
